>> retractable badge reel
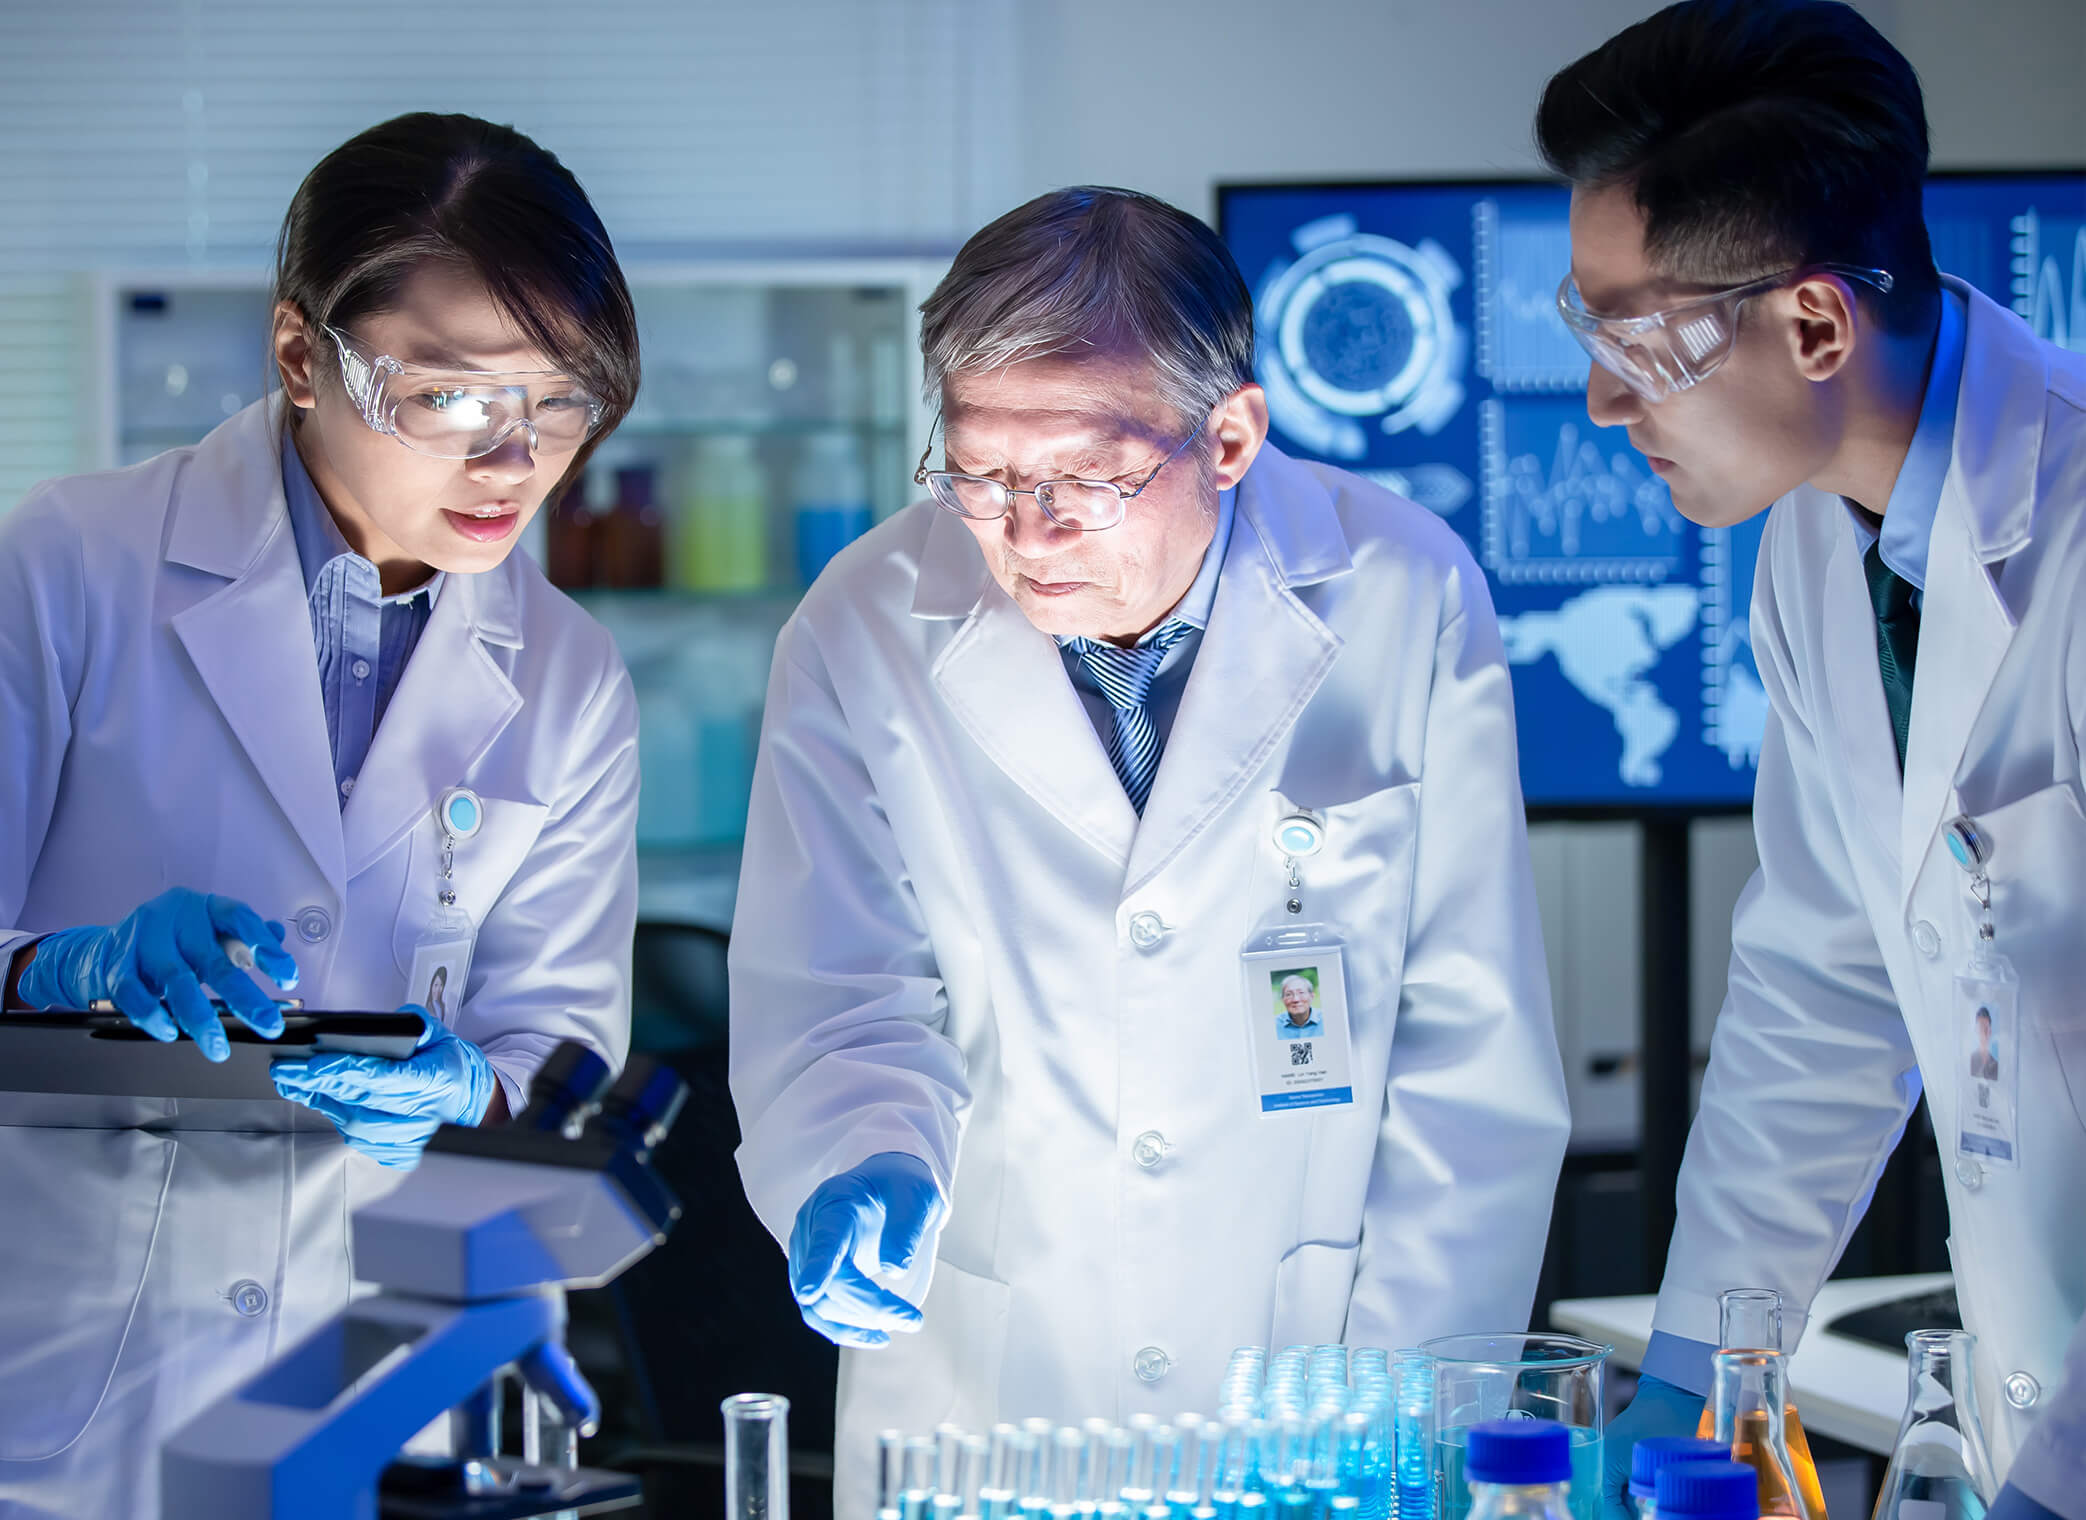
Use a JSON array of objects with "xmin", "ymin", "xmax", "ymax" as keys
[
  {"xmin": 1945, "ymin": 814, "xmax": 2019, "ymax": 1172},
  {"xmin": 1237, "ymin": 808, "xmax": 1356, "ymax": 1115},
  {"xmin": 404, "ymin": 788, "xmax": 484, "ymax": 1025}
]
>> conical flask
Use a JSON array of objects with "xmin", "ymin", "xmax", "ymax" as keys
[
  {"xmin": 1871, "ymin": 1330, "xmax": 1998, "ymax": 1520},
  {"xmin": 1709, "ymin": 1349, "xmax": 1823, "ymax": 1519},
  {"xmin": 1697, "ymin": 1289, "xmax": 1827, "ymax": 1519}
]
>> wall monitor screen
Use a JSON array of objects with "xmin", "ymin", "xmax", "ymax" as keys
[{"xmin": 1218, "ymin": 172, "xmax": 2086, "ymax": 811}]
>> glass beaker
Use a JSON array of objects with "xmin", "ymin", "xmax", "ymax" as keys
[
  {"xmin": 1421, "ymin": 1333, "xmax": 1609, "ymax": 1520},
  {"xmin": 1872, "ymin": 1330, "xmax": 1997, "ymax": 1520},
  {"xmin": 723, "ymin": 1392, "xmax": 791, "ymax": 1520},
  {"xmin": 1695, "ymin": 1289, "xmax": 1825, "ymax": 1519}
]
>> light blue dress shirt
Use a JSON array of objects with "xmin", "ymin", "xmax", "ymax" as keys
[
  {"xmin": 1057, "ymin": 485, "xmax": 1236, "ymax": 748},
  {"xmin": 281, "ymin": 435, "xmax": 442, "ymax": 808},
  {"xmin": 1642, "ymin": 287, "xmax": 1967, "ymax": 1401}
]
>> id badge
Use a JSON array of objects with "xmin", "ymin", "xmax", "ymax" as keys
[
  {"xmin": 406, "ymin": 787, "xmax": 484, "ymax": 1027},
  {"xmin": 407, "ymin": 913, "xmax": 474, "ymax": 1028},
  {"xmin": 1240, "ymin": 923, "xmax": 1356, "ymax": 1114},
  {"xmin": 1954, "ymin": 952, "xmax": 2020, "ymax": 1169}
]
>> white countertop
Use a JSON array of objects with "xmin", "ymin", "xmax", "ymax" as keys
[{"xmin": 1550, "ymin": 1273, "xmax": 1950, "ymax": 1455}]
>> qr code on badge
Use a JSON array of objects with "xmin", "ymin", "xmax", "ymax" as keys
[{"xmin": 1289, "ymin": 1041, "xmax": 1314, "ymax": 1066}]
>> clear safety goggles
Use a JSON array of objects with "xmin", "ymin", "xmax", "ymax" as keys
[
  {"xmin": 324, "ymin": 324, "xmax": 607, "ymax": 460},
  {"xmin": 1554, "ymin": 264, "xmax": 1894, "ymax": 402},
  {"xmin": 912, "ymin": 411, "xmax": 1208, "ymax": 532}
]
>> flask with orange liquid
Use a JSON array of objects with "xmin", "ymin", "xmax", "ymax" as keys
[
  {"xmin": 1704, "ymin": 1343, "xmax": 1826, "ymax": 1519},
  {"xmin": 1696, "ymin": 1289, "xmax": 1825, "ymax": 1519}
]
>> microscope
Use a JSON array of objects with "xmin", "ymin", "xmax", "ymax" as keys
[{"xmin": 162, "ymin": 1042, "xmax": 686, "ymax": 1520}]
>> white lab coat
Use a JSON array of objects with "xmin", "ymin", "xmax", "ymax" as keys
[
  {"xmin": 730, "ymin": 444, "xmax": 1571, "ymax": 1518},
  {"xmin": 0, "ymin": 399, "xmax": 639, "ymax": 1519},
  {"xmin": 1654, "ymin": 281, "xmax": 2086, "ymax": 1487}
]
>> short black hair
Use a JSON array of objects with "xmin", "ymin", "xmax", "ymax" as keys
[
  {"xmin": 1535, "ymin": 0, "xmax": 1940, "ymax": 334},
  {"xmin": 273, "ymin": 113, "xmax": 641, "ymax": 490}
]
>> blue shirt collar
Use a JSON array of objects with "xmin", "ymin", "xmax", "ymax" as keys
[
  {"xmin": 281, "ymin": 430, "xmax": 444, "ymax": 608},
  {"xmin": 1845, "ymin": 286, "xmax": 1965, "ymax": 591},
  {"xmin": 1055, "ymin": 485, "xmax": 1236, "ymax": 648}
]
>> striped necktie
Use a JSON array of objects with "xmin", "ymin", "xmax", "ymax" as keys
[
  {"xmin": 1068, "ymin": 619, "xmax": 1196, "ymax": 814},
  {"xmin": 1863, "ymin": 541, "xmax": 1921, "ymax": 770}
]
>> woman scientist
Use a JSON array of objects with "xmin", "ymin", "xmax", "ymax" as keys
[{"xmin": 0, "ymin": 113, "xmax": 642, "ymax": 1519}]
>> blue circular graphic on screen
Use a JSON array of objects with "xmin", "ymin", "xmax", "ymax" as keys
[
  {"xmin": 1299, "ymin": 277, "xmax": 1419, "ymax": 398},
  {"xmin": 1256, "ymin": 230, "xmax": 1466, "ymax": 446}
]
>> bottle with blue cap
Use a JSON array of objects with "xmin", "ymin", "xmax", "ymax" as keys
[
  {"xmin": 1627, "ymin": 1438, "xmax": 1729, "ymax": 1518},
  {"xmin": 1461, "ymin": 1419, "xmax": 1572, "ymax": 1520},
  {"xmin": 1653, "ymin": 1459, "xmax": 1759, "ymax": 1520}
]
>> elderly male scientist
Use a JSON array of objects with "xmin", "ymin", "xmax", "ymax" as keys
[{"xmin": 728, "ymin": 186, "xmax": 1570, "ymax": 1510}]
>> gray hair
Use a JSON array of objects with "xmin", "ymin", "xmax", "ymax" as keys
[{"xmin": 919, "ymin": 186, "xmax": 1256, "ymax": 429}]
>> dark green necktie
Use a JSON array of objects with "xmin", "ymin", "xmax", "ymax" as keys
[{"xmin": 1863, "ymin": 541, "xmax": 1920, "ymax": 770}]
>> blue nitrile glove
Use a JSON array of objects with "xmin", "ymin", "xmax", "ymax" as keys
[
  {"xmin": 787, "ymin": 1151, "xmax": 944, "ymax": 1349},
  {"xmin": 1602, "ymin": 1373, "xmax": 1709, "ymax": 1520},
  {"xmin": 270, "ymin": 1006, "xmax": 497, "ymax": 1168},
  {"xmin": 18, "ymin": 887, "xmax": 299, "ymax": 1061}
]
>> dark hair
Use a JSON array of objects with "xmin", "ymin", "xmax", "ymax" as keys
[
  {"xmin": 273, "ymin": 112, "xmax": 641, "ymax": 486},
  {"xmin": 920, "ymin": 186, "xmax": 1255, "ymax": 427},
  {"xmin": 1535, "ymin": 0, "xmax": 1940, "ymax": 334}
]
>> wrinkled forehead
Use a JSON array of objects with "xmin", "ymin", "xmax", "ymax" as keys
[{"xmin": 940, "ymin": 352, "xmax": 1177, "ymax": 461}]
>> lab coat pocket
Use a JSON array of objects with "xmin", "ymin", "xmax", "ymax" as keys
[
  {"xmin": 0, "ymin": 1127, "xmax": 174, "ymax": 1460},
  {"xmin": 1270, "ymin": 1238, "xmax": 1362, "ymax": 1350}
]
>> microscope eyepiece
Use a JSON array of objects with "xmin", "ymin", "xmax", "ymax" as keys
[
  {"xmin": 580, "ymin": 1055, "xmax": 688, "ymax": 1161},
  {"xmin": 515, "ymin": 1043, "xmax": 614, "ymax": 1134}
]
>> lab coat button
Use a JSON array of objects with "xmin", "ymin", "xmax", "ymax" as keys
[
  {"xmin": 1913, "ymin": 920, "xmax": 1941, "ymax": 957},
  {"xmin": 1132, "ymin": 1131, "xmax": 1168, "ymax": 1168},
  {"xmin": 340, "ymin": 777, "xmax": 356, "ymax": 799},
  {"xmin": 2005, "ymin": 1372, "xmax": 2040, "ymax": 1410},
  {"xmin": 1127, "ymin": 912, "xmax": 1167, "ymax": 949},
  {"xmin": 1955, "ymin": 1156, "xmax": 1984, "ymax": 1190},
  {"xmin": 294, "ymin": 907, "xmax": 333, "ymax": 944},
  {"xmin": 227, "ymin": 1279, "xmax": 269, "ymax": 1318},
  {"xmin": 1134, "ymin": 1346, "xmax": 1172, "ymax": 1383}
]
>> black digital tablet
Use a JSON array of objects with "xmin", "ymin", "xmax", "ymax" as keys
[{"xmin": 0, "ymin": 1010, "xmax": 426, "ymax": 1101}]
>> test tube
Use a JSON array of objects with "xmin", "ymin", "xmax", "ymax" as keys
[
  {"xmin": 1097, "ymin": 1428, "xmax": 1136, "ymax": 1518},
  {"xmin": 722, "ymin": 1394, "xmax": 791, "ymax": 1520},
  {"xmin": 933, "ymin": 1425, "xmax": 969, "ymax": 1520},
  {"xmin": 1014, "ymin": 1426, "xmax": 1050, "ymax": 1520},
  {"xmin": 1049, "ymin": 1425, "xmax": 1090, "ymax": 1519},
  {"xmin": 902, "ymin": 1435, "xmax": 939, "ymax": 1520},
  {"xmin": 880, "ymin": 1431, "xmax": 910, "ymax": 1520},
  {"xmin": 1170, "ymin": 1416, "xmax": 1212, "ymax": 1518},
  {"xmin": 981, "ymin": 1424, "xmax": 1023, "ymax": 1520},
  {"xmin": 1390, "ymin": 1352, "xmax": 1434, "ymax": 1520},
  {"xmin": 955, "ymin": 1434, "xmax": 990, "ymax": 1520}
]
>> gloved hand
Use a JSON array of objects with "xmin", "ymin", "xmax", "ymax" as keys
[
  {"xmin": 270, "ymin": 1006, "xmax": 498, "ymax": 1168},
  {"xmin": 1601, "ymin": 1373, "xmax": 1709, "ymax": 1520},
  {"xmin": 18, "ymin": 887, "xmax": 299, "ymax": 1061},
  {"xmin": 788, "ymin": 1151, "xmax": 944, "ymax": 1349}
]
